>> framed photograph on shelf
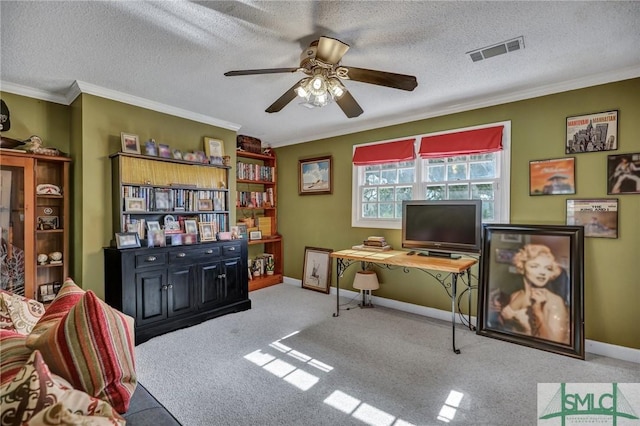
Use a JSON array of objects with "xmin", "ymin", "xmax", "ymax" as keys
[
  {"xmin": 36, "ymin": 216, "xmax": 59, "ymax": 230},
  {"xmin": 172, "ymin": 149, "xmax": 183, "ymax": 160},
  {"xmin": 158, "ymin": 144, "xmax": 171, "ymax": 158},
  {"xmin": 199, "ymin": 222, "xmax": 216, "ymax": 241},
  {"xmin": 607, "ymin": 152, "xmax": 640, "ymax": 194},
  {"xmin": 249, "ymin": 230, "xmax": 262, "ymax": 240},
  {"xmin": 301, "ymin": 246, "xmax": 333, "ymax": 294},
  {"xmin": 566, "ymin": 199, "xmax": 618, "ymax": 238},
  {"xmin": 144, "ymin": 139, "xmax": 158, "ymax": 156},
  {"xmin": 121, "ymin": 133, "xmax": 140, "ymax": 154},
  {"xmin": 154, "ymin": 188, "xmax": 171, "ymax": 211},
  {"xmin": 125, "ymin": 197, "xmax": 146, "ymax": 212},
  {"xmin": 529, "ymin": 157, "xmax": 575, "ymax": 195},
  {"xmin": 197, "ymin": 198, "xmax": 213, "ymax": 211},
  {"xmin": 184, "ymin": 219, "xmax": 198, "ymax": 235},
  {"xmin": 115, "ymin": 232, "xmax": 141, "ymax": 249},
  {"xmin": 148, "ymin": 229, "xmax": 166, "ymax": 247},
  {"xmin": 566, "ymin": 110, "xmax": 618, "ymax": 154},
  {"xmin": 299, "ymin": 155, "xmax": 333, "ymax": 195},
  {"xmin": 476, "ymin": 224, "xmax": 585, "ymax": 359},
  {"xmin": 146, "ymin": 221, "xmax": 161, "ymax": 232},
  {"xmin": 204, "ymin": 137, "xmax": 225, "ymax": 158}
]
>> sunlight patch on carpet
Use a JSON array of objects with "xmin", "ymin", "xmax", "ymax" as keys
[{"xmin": 437, "ymin": 390, "xmax": 464, "ymax": 423}]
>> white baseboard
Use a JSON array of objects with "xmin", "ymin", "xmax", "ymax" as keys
[{"xmin": 282, "ymin": 277, "xmax": 639, "ymax": 364}]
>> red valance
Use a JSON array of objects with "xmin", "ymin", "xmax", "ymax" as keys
[
  {"xmin": 418, "ymin": 126, "xmax": 504, "ymax": 159},
  {"xmin": 352, "ymin": 138, "xmax": 416, "ymax": 165}
]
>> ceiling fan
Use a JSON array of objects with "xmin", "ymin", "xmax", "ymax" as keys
[{"xmin": 224, "ymin": 36, "xmax": 418, "ymax": 118}]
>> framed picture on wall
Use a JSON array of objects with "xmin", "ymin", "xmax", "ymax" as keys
[
  {"xmin": 299, "ymin": 155, "xmax": 333, "ymax": 195},
  {"xmin": 476, "ymin": 224, "xmax": 585, "ymax": 359},
  {"xmin": 607, "ymin": 152, "xmax": 640, "ymax": 194},
  {"xmin": 529, "ymin": 157, "xmax": 575, "ymax": 195},
  {"xmin": 566, "ymin": 199, "xmax": 618, "ymax": 238},
  {"xmin": 565, "ymin": 110, "xmax": 618, "ymax": 154}
]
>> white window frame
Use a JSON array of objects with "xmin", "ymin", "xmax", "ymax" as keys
[{"xmin": 351, "ymin": 121, "xmax": 511, "ymax": 229}]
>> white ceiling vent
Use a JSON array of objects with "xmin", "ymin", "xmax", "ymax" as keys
[{"xmin": 467, "ymin": 36, "xmax": 525, "ymax": 62}]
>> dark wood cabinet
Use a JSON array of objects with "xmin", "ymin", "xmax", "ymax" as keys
[{"xmin": 105, "ymin": 240, "xmax": 250, "ymax": 344}]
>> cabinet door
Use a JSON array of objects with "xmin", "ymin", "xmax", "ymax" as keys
[
  {"xmin": 135, "ymin": 269, "xmax": 168, "ymax": 326},
  {"xmin": 223, "ymin": 257, "xmax": 245, "ymax": 302},
  {"xmin": 197, "ymin": 261, "xmax": 224, "ymax": 308},
  {"xmin": 167, "ymin": 266, "xmax": 195, "ymax": 317}
]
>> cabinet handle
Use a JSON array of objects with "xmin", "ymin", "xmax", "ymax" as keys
[
  {"xmin": 177, "ymin": 252, "xmax": 186, "ymax": 258},
  {"xmin": 161, "ymin": 285, "xmax": 168, "ymax": 290},
  {"xmin": 205, "ymin": 249, "xmax": 213, "ymax": 254},
  {"xmin": 218, "ymin": 273, "xmax": 226, "ymax": 279},
  {"xmin": 168, "ymin": 284, "xmax": 173, "ymax": 289},
  {"xmin": 146, "ymin": 256, "xmax": 157, "ymax": 262},
  {"xmin": 228, "ymin": 247, "xmax": 236, "ymax": 251}
]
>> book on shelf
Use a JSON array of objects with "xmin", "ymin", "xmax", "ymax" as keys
[
  {"xmin": 363, "ymin": 240, "xmax": 387, "ymax": 247},
  {"xmin": 366, "ymin": 236, "xmax": 386, "ymax": 242}
]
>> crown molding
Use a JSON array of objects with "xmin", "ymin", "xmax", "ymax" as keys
[
  {"xmin": 275, "ymin": 65, "xmax": 640, "ymax": 147},
  {"xmin": 1, "ymin": 80, "xmax": 242, "ymax": 132}
]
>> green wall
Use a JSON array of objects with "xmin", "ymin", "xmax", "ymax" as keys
[
  {"xmin": 2, "ymin": 78, "xmax": 638, "ymax": 349},
  {"xmin": 275, "ymin": 78, "xmax": 640, "ymax": 349}
]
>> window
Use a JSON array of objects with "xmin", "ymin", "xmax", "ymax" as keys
[{"xmin": 352, "ymin": 121, "xmax": 511, "ymax": 229}]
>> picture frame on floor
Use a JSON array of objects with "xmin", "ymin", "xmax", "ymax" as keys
[
  {"xmin": 476, "ymin": 224, "xmax": 585, "ymax": 359},
  {"xmin": 301, "ymin": 246, "xmax": 333, "ymax": 294}
]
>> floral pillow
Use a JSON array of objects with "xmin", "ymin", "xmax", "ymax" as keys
[
  {"xmin": 0, "ymin": 350, "xmax": 125, "ymax": 426},
  {"xmin": 0, "ymin": 290, "xmax": 45, "ymax": 335}
]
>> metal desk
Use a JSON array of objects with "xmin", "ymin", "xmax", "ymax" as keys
[{"xmin": 330, "ymin": 249, "xmax": 477, "ymax": 354}]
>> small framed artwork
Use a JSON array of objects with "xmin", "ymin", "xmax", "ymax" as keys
[
  {"xmin": 199, "ymin": 222, "xmax": 216, "ymax": 241},
  {"xmin": 37, "ymin": 216, "xmax": 59, "ymax": 230},
  {"xmin": 236, "ymin": 223, "xmax": 248, "ymax": 239},
  {"xmin": 566, "ymin": 110, "xmax": 618, "ymax": 154},
  {"xmin": 172, "ymin": 149, "xmax": 183, "ymax": 160},
  {"xmin": 607, "ymin": 152, "xmax": 640, "ymax": 194},
  {"xmin": 184, "ymin": 219, "xmax": 198, "ymax": 235},
  {"xmin": 121, "ymin": 133, "xmax": 140, "ymax": 154},
  {"xmin": 148, "ymin": 229, "xmax": 166, "ymax": 247},
  {"xmin": 194, "ymin": 151, "xmax": 207, "ymax": 163},
  {"xmin": 529, "ymin": 157, "xmax": 575, "ymax": 195},
  {"xmin": 144, "ymin": 139, "xmax": 158, "ymax": 156},
  {"xmin": 204, "ymin": 137, "xmax": 225, "ymax": 158},
  {"xmin": 170, "ymin": 234, "xmax": 183, "ymax": 246},
  {"xmin": 163, "ymin": 215, "xmax": 181, "ymax": 233},
  {"xmin": 158, "ymin": 144, "xmax": 171, "ymax": 158},
  {"xmin": 566, "ymin": 199, "xmax": 618, "ymax": 238},
  {"xmin": 183, "ymin": 233, "xmax": 197, "ymax": 245},
  {"xmin": 249, "ymin": 230, "xmax": 262, "ymax": 240},
  {"xmin": 302, "ymin": 246, "xmax": 333, "ymax": 294},
  {"xmin": 125, "ymin": 197, "xmax": 146, "ymax": 212},
  {"xmin": 299, "ymin": 155, "xmax": 333, "ymax": 195},
  {"xmin": 115, "ymin": 232, "xmax": 141, "ymax": 249},
  {"xmin": 154, "ymin": 188, "xmax": 171, "ymax": 211},
  {"xmin": 477, "ymin": 224, "xmax": 585, "ymax": 359},
  {"xmin": 146, "ymin": 221, "xmax": 161, "ymax": 232},
  {"xmin": 197, "ymin": 198, "xmax": 213, "ymax": 211}
]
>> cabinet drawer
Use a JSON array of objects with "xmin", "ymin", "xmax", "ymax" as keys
[
  {"xmin": 222, "ymin": 243, "xmax": 242, "ymax": 257},
  {"xmin": 135, "ymin": 252, "xmax": 168, "ymax": 269},
  {"xmin": 193, "ymin": 246, "xmax": 221, "ymax": 258}
]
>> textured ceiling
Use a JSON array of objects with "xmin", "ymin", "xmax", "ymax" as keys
[{"xmin": 1, "ymin": 1, "xmax": 639, "ymax": 147}]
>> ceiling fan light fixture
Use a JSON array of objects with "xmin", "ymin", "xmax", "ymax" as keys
[{"xmin": 328, "ymin": 78, "xmax": 346, "ymax": 99}]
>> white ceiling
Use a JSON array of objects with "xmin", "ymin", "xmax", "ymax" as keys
[{"xmin": 1, "ymin": 1, "xmax": 639, "ymax": 147}]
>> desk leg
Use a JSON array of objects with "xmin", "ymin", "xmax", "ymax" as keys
[
  {"xmin": 451, "ymin": 273, "xmax": 460, "ymax": 354},
  {"xmin": 333, "ymin": 259, "xmax": 341, "ymax": 317}
]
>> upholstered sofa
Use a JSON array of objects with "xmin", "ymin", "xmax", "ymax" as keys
[{"xmin": 0, "ymin": 279, "xmax": 180, "ymax": 425}]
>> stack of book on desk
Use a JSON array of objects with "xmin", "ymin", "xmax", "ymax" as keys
[{"xmin": 352, "ymin": 236, "xmax": 392, "ymax": 251}]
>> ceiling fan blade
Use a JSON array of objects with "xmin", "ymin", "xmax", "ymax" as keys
[
  {"xmin": 316, "ymin": 36, "xmax": 350, "ymax": 65},
  {"xmin": 336, "ymin": 90, "xmax": 364, "ymax": 118},
  {"xmin": 265, "ymin": 80, "xmax": 304, "ymax": 113},
  {"xmin": 224, "ymin": 68, "xmax": 298, "ymax": 76},
  {"xmin": 341, "ymin": 66, "xmax": 418, "ymax": 91}
]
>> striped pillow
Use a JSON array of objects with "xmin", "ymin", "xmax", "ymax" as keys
[
  {"xmin": 0, "ymin": 329, "xmax": 33, "ymax": 386},
  {"xmin": 0, "ymin": 350, "xmax": 125, "ymax": 425},
  {"xmin": 26, "ymin": 277, "xmax": 85, "ymax": 346},
  {"xmin": 27, "ymin": 290, "xmax": 137, "ymax": 414}
]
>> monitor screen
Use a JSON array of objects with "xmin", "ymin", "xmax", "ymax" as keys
[{"xmin": 402, "ymin": 200, "xmax": 482, "ymax": 257}]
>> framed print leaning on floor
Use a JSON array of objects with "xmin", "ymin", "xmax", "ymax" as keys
[
  {"xmin": 476, "ymin": 224, "xmax": 585, "ymax": 359},
  {"xmin": 301, "ymin": 247, "xmax": 333, "ymax": 294}
]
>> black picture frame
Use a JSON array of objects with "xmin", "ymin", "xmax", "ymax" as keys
[
  {"xmin": 565, "ymin": 110, "xmax": 618, "ymax": 154},
  {"xmin": 477, "ymin": 224, "xmax": 585, "ymax": 359},
  {"xmin": 607, "ymin": 152, "xmax": 640, "ymax": 194},
  {"xmin": 566, "ymin": 198, "xmax": 618, "ymax": 238},
  {"xmin": 529, "ymin": 157, "xmax": 576, "ymax": 195},
  {"xmin": 298, "ymin": 155, "xmax": 333, "ymax": 195}
]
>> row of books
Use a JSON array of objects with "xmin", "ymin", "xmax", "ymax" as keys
[
  {"xmin": 352, "ymin": 236, "xmax": 392, "ymax": 251},
  {"xmin": 236, "ymin": 162, "xmax": 275, "ymax": 182},
  {"xmin": 236, "ymin": 189, "xmax": 275, "ymax": 208}
]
